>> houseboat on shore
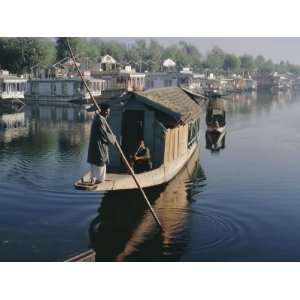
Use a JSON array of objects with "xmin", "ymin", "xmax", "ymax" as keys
[{"xmin": 75, "ymin": 86, "xmax": 201, "ymax": 192}]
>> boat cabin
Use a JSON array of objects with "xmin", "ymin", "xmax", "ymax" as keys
[
  {"xmin": 75, "ymin": 87, "xmax": 201, "ymax": 191},
  {"xmin": 105, "ymin": 87, "xmax": 201, "ymax": 172}
]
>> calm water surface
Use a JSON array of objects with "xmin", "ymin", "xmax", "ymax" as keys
[{"xmin": 1, "ymin": 92, "xmax": 300, "ymax": 261}]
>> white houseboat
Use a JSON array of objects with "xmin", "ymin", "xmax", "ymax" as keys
[
  {"xmin": 75, "ymin": 86, "xmax": 201, "ymax": 191},
  {"xmin": 25, "ymin": 76, "xmax": 105, "ymax": 103},
  {"xmin": 0, "ymin": 70, "xmax": 27, "ymax": 100}
]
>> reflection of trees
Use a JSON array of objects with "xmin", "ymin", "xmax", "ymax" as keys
[{"xmin": 89, "ymin": 149, "xmax": 206, "ymax": 261}]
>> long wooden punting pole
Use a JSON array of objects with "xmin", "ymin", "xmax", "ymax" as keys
[{"xmin": 66, "ymin": 39, "xmax": 163, "ymax": 230}]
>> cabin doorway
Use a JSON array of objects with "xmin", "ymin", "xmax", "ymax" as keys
[{"xmin": 121, "ymin": 110, "xmax": 144, "ymax": 165}]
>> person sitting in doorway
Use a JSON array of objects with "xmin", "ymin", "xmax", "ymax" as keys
[{"xmin": 133, "ymin": 140, "xmax": 152, "ymax": 173}]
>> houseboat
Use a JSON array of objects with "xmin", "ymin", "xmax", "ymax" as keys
[
  {"xmin": 255, "ymin": 73, "xmax": 291, "ymax": 92},
  {"xmin": 75, "ymin": 86, "xmax": 201, "ymax": 191},
  {"xmin": 0, "ymin": 70, "xmax": 27, "ymax": 109},
  {"xmin": 25, "ymin": 77, "xmax": 105, "ymax": 103}
]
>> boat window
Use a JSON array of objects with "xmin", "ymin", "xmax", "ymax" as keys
[{"xmin": 188, "ymin": 121, "xmax": 197, "ymax": 148}]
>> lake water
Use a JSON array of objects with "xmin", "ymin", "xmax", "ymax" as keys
[{"xmin": 1, "ymin": 91, "xmax": 300, "ymax": 261}]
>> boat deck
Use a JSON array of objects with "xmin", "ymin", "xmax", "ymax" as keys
[{"xmin": 74, "ymin": 144, "xmax": 197, "ymax": 192}]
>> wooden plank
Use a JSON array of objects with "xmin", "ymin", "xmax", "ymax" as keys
[
  {"xmin": 174, "ymin": 127, "xmax": 178, "ymax": 160},
  {"xmin": 164, "ymin": 129, "xmax": 170, "ymax": 163},
  {"xmin": 65, "ymin": 249, "xmax": 96, "ymax": 262},
  {"xmin": 169, "ymin": 129, "xmax": 175, "ymax": 162},
  {"xmin": 183, "ymin": 124, "xmax": 188, "ymax": 154},
  {"xmin": 178, "ymin": 125, "xmax": 183, "ymax": 156},
  {"xmin": 167, "ymin": 129, "xmax": 172, "ymax": 163}
]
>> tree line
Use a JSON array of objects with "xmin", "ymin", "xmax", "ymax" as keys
[{"xmin": 1, "ymin": 37, "xmax": 300, "ymax": 76}]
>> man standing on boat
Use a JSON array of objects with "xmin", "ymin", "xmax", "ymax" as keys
[{"xmin": 87, "ymin": 103, "xmax": 116, "ymax": 185}]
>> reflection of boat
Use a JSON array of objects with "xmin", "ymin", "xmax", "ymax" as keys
[
  {"xmin": 0, "ymin": 106, "xmax": 29, "ymax": 143},
  {"xmin": 75, "ymin": 87, "xmax": 201, "ymax": 191},
  {"xmin": 87, "ymin": 147, "xmax": 203, "ymax": 262},
  {"xmin": 206, "ymin": 98, "xmax": 226, "ymax": 133},
  {"xmin": 205, "ymin": 130, "xmax": 226, "ymax": 152}
]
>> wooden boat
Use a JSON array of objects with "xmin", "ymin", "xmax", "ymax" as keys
[
  {"xmin": 205, "ymin": 98, "xmax": 226, "ymax": 151},
  {"xmin": 206, "ymin": 98, "xmax": 226, "ymax": 133},
  {"xmin": 75, "ymin": 87, "xmax": 201, "ymax": 192}
]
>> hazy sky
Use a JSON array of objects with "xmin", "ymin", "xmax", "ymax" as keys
[{"xmin": 104, "ymin": 37, "xmax": 300, "ymax": 65}]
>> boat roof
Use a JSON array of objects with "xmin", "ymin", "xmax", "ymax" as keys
[
  {"xmin": 134, "ymin": 87, "xmax": 201, "ymax": 124},
  {"xmin": 207, "ymin": 98, "xmax": 225, "ymax": 110}
]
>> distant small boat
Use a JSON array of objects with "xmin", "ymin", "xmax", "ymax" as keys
[
  {"xmin": 205, "ymin": 98, "xmax": 226, "ymax": 152},
  {"xmin": 206, "ymin": 98, "xmax": 226, "ymax": 132},
  {"xmin": 75, "ymin": 87, "xmax": 201, "ymax": 192}
]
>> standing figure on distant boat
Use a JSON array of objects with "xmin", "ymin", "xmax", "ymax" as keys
[
  {"xmin": 205, "ymin": 98, "xmax": 226, "ymax": 153},
  {"xmin": 133, "ymin": 140, "xmax": 152, "ymax": 173},
  {"xmin": 87, "ymin": 103, "xmax": 116, "ymax": 185}
]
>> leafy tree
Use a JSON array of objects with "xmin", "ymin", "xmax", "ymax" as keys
[
  {"xmin": 223, "ymin": 54, "xmax": 241, "ymax": 72},
  {"xmin": 85, "ymin": 38, "xmax": 103, "ymax": 60},
  {"xmin": 147, "ymin": 40, "xmax": 163, "ymax": 71},
  {"xmin": 100, "ymin": 40, "xmax": 127, "ymax": 62},
  {"xmin": 274, "ymin": 60, "xmax": 287, "ymax": 74},
  {"xmin": 205, "ymin": 46, "xmax": 225, "ymax": 70},
  {"xmin": 240, "ymin": 55, "xmax": 255, "ymax": 71},
  {"xmin": 178, "ymin": 41, "xmax": 202, "ymax": 70},
  {"xmin": 286, "ymin": 62, "xmax": 300, "ymax": 75},
  {"xmin": 56, "ymin": 37, "xmax": 86, "ymax": 61},
  {"xmin": 254, "ymin": 55, "xmax": 266, "ymax": 68},
  {"xmin": 258, "ymin": 59, "xmax": 274, "ymax": 74},
  {"xmin": 0, "ymin": 38, "xmax": 56, "ymax": 74}
]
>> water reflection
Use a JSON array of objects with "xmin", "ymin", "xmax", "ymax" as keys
[
  {"xmin": 89, "ymin": 149, "xmax": 205, "ymax": 261},
  {"xmin": 0, "ymin": 106, "xmax": 29, "ymax": 143},
  {"xmin": 205, "ymin": 131, "xmax": 226, "ymax": 153},
  {"xmin": 225, "ymin": 90, "xmax": 294, "ymax": 117},
  {"xmin": 1, "ymin": 89, "xmax": 300, "ymax": 261},
  {"xmin": 0, "ymin": 103, "xmax": 93, "ymax": 196}
]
